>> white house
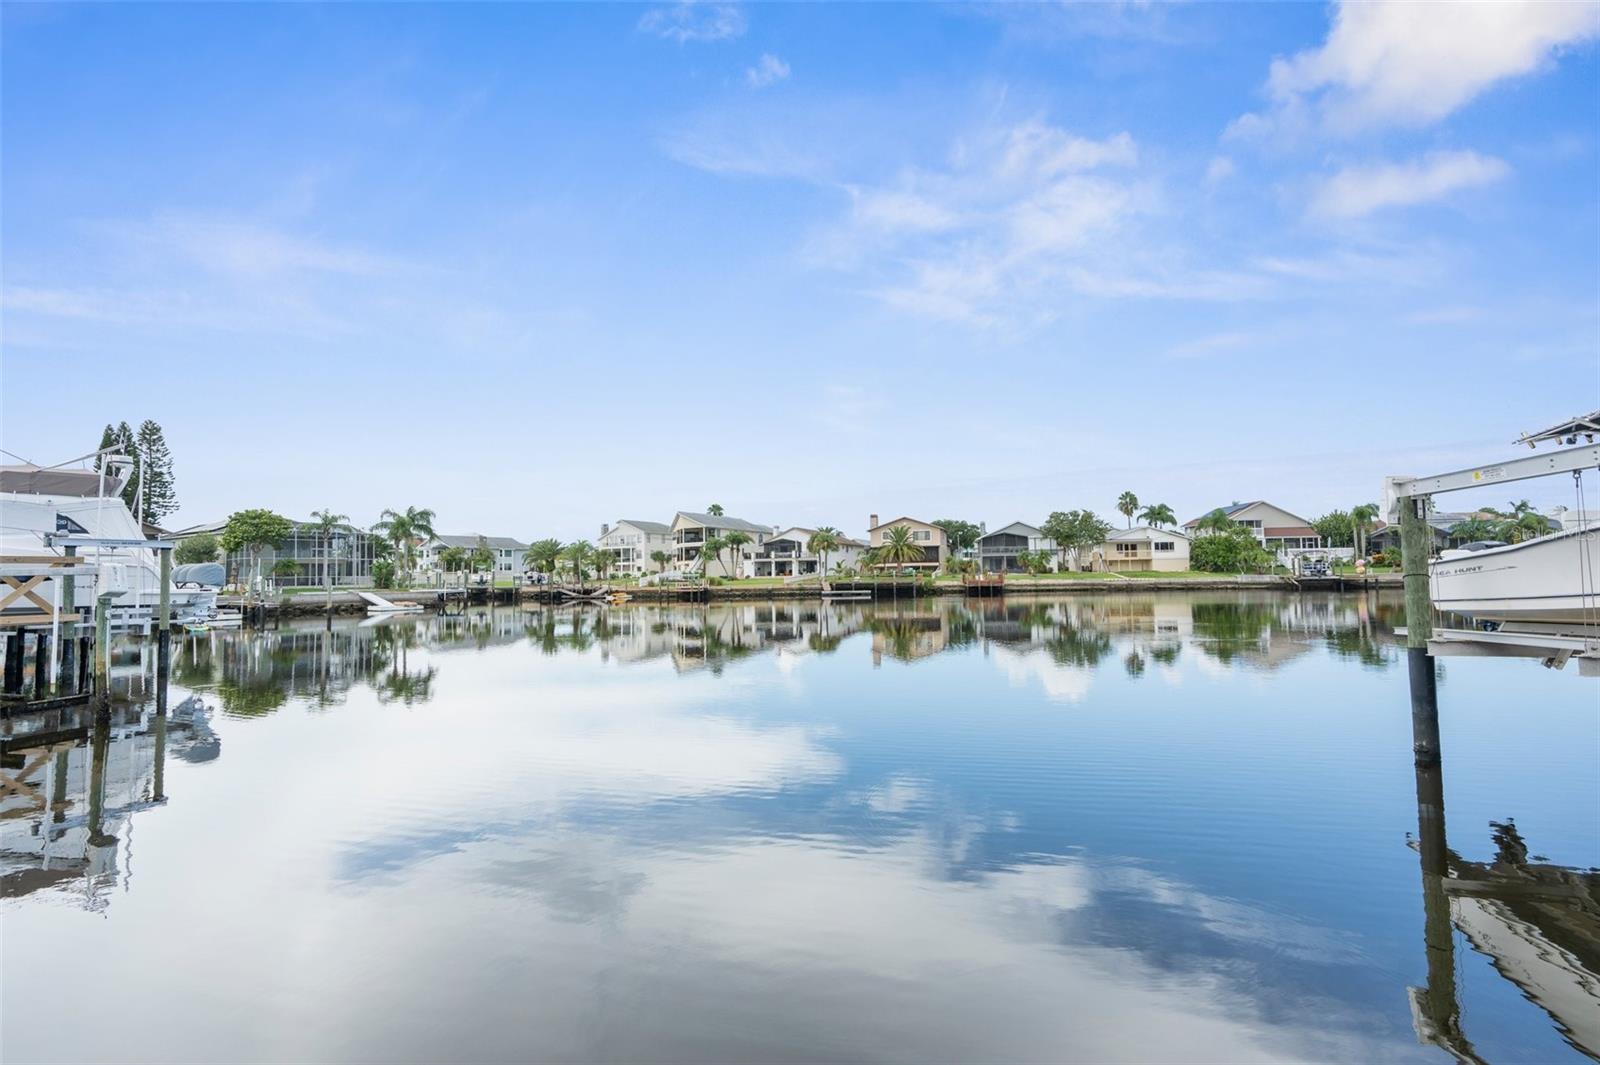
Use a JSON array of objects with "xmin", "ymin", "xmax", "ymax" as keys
[
  {"xmin": 598, "ymin": 520, "xmax": 673, "ymax": 576},
  {"xmin": 976, "ymin": 521, "xmax": 1058, "ymax": 573},
  {"xmin": 416, "ymin": 534, "xmax": 529, "ymax": 580},
  {"xmin": 670, "ymin": 511, "xmax": 772, "ymax": 577},
  {"xmin": 1183, "ymin": 501, "xmax": 1321, "ymax": 552},
  {"xmin": 749, "ymin": 527, "xmax": 867, "ymax": 578},
  {"xmin": 1099, "ymin": 526, "xmax": 1191, "ymax": 572}
]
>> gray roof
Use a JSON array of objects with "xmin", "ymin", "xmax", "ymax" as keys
[
  {"xmin": 979, "ymin": 521, "xmax": 1046, "ymax": 542},
  {"xmin": 675, "ymin": 511, "xmax": 770, "ymax": 533},
  {"xmin": 1107, "ymin": 525, "xmax": 1190, "ymax": 541},
  {"xmin": 771, "ymin": 527, "xmax": 868, "ymax": 548},
  {"xmin": 429, "ymin": 534, "xmax": 529, "ymax": 551},
  {"xmin": 615, "ymin": 519, "xmax": 671, "ymax": 535}
]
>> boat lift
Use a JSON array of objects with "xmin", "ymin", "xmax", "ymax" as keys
[{"xmin": 1385, "ymin": 413, "xmax": 1600, "ymax": 676}]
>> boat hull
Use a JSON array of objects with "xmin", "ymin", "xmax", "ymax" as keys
[{"xmin": 1429, "ymin": 527, "xmax": 1599, "ymax": 627}]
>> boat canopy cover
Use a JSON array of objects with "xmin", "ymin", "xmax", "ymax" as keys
[
  {"xmin": 1515, "ymin": 411, "xmax": 1600, "ymax": 446},
  {"xmin": 0, "ymin": 464, "xmax": 126, "ymax": 498},
  {"xmin": 172, "ymin": 562, "xmax": 225, "ymax": 587}
]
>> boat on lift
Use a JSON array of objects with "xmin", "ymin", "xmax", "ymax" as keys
[
  {"xmin": 1430, "ymin": 527, "xmax": 1598, "ymax": 629},
  {"xmin": 1425, "ymin": 411, "xmax": 1600, "ymax": 635},
  {"xmin": 0, "ymin": 452, "xmax": 217, "ymax": 628}
]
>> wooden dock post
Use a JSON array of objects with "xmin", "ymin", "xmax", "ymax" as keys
[
  {"xmin": 1399, "ymin": 493, "xmax": 1441, "ymax": 765},
  {"xmin": 59, "ymin": 546, "xmax": 76, "ymax": 692},
  {"xmin": 1407, "ymin": 758, "xmax": 1467, "ymax": 1054},
  {"xmin": 93, "ymin": 592, "xmax": 112, "ymax": 708},
  {"xmin": 156, "ymin": 547, "xmax": 172, "ymax": 687},
  {"xmin": 3, "ymin": 630, "xmax": 22, "ymax": 694}
]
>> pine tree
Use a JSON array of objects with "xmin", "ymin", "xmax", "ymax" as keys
[
  {"xmin": 135, "ymin": 419, "xmax": 177, "ymax": 522},
  {"xmin": 112, "ymin": 421, "xmax": 140, "ymax": 514}
]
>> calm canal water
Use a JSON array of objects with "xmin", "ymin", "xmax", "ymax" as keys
[{"xmin": 2, "ymin": 591, "xmax": 1596, "ymax": 1064}]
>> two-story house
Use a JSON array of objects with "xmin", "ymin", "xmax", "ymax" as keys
[
  {"xmin": 416, "ymin": 534, "xmax": 529, "ymax": 581},
  {"xmin": 749, "ymin": 527, "xmax": 868, "ymax": 578},
  {"xmin": 598, "ymin": 520, "xmax": 673, "ymax": 576},
  {"xmin": 1183, "ymin": 501, "xmax": 1321, "ymax": 553},
  {"xmin": 865, "ymin": 515, "xmax": 948, "ymax": 571},
  {"xmin": 1100, "ymin": 526, "xmax": 1191, "ymax": 572},
  {"xmin": 976, "ymin": 521, "xmax": 1058, "ymax": 572}
]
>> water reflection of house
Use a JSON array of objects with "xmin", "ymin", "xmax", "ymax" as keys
[
  {"xmin": 1, "ymin": 698, "xmax": 214, "ymax": 908},
  {"xmin": 868, "ymin": 608, "xmax": 950, "ymax": 664}
]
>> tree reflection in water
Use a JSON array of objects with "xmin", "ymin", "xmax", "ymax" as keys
[{"xmin": 165, "ymin": 591, "xmax": 1407, "ymax": 712}]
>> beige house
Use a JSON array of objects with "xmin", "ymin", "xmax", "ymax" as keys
[
  {"xmin": 1100, "ymin": 526, "xmax": 1191, "ymax": 572},
  {"xmin": 866, "ymin": 515, "xmax": 948, "ymax": 570},
  {"xmin": 1183, "ymin": 501, "xmax": 1321, "ymax": 552}
]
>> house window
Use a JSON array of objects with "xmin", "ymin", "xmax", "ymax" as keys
[
  {"xmin": 1116, "ymin": 542, "xmax": 1139, "ymax": 554},
  {"xmin": 1154, "ymin": 541, "xmax": 1175, "ymax": 552},
  {"xmin": 912, "ymin": 530, "xmax": 930, "ymax": 542}
]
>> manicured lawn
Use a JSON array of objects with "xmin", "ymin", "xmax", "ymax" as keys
[
  {"xmin": 1119, "ymin": 570, "xmax": 1231, "ymax": 579},
  {"xmin": 1005, "ymin": 571, "xmax": 1122, "ymax": 581}
]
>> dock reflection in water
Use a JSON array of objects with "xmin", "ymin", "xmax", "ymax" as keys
[{"xmin": 1, "ymin": 591, "xmax": 1594, "ymax": 1064}]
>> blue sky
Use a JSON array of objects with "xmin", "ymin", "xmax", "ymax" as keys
[{"xmin": 3, "ymin": 2, "xmax": 1597, "ymax": 538}]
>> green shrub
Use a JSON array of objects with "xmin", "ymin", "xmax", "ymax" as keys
[
  {"xmin": 174, "ymin": 532, "xmax": 219, "ymax": 565},
  {"xmin": 372, "ymin": 560, "xmax": 396, "ymax": 589},
  {"xmin": 1191, "ymin": 528, "xmax": 1273, "ymax": 573}
]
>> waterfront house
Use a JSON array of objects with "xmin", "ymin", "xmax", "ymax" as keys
[
  {"xmin": 415, "ymin": 534, "xmax": 529, "ymax": 581},
  {"xmin": 976, "ymin": 521, "xmax": 1058, "ymax": 573},
  {"xmin": 750, "ymin": 527, "xmax": 868, "ymax": 578},
  {"xmin": 670, "ymin": 511, "xmax": 772, "ymax": 577},
  {"xmin": 598, "ymin": 520, "xmax": 673, "ymax": 576},
  {"xmin": 1100, "ymin": 526, "xmax": 1191, "ymax": 572},
  {"xmin": 170, "ymin": 517, "xmax": 377, "ymax": 588},
  {"xmin": 1183, "ymin": 501, "xmax": 1321, "ymax": 552},
  {"xmin": 865, "ymin": 515, "xmax": 948, "ymax": 571}
]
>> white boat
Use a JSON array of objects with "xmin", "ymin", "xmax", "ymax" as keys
[
  {"xmin": 1429, "ymin": 525, "xmax": 1600, "ymax": 630},
  {"xmin": 0, "ymin": 458, "xmax": 216, "ymax": 628}
]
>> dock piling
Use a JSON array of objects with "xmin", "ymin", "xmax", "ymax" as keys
[{"xmin": 1399, "ymin": 493, "xmax": 1441, "ymax": 765}]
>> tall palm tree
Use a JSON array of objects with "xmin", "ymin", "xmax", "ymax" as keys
[
  {"xmin": 592, "ymin": 549, "xmax": 613, "ymax": 583},
  {"xmin": 1137, "ymin": 503, "xmax": 1176, "ymax": 528},
  {"xmin": 650, "ymin": 549, "xmax": 672, "ymax": 574},
  {"xmin": 373, "ymin": 506, "xmax": 436, "ymax": 583},
  {"xmin": 1350, "ymin": 502, "xmax": 1380, "ymax": 558},
  {"xmin": 524, "ymin": 539, "xmax": 563, "ymax": 579},
  {"xmin": 1117, "ymin": 491, "xmax": 1139, "ymax": 528},
  {"xmin": 699, "ymin": 535, "xmax": 725, "ymax": 578},
  {"xmin": 722, "ymin": 530, "xmax": 751, "ymax": 579},
  {"xmin": 806, "ymin": 528, "xmax": 842, "ymax": 580},
  {"xmin": 308, "ymin": 509, "xmax": 348, "ymax": 613},
  {"xmin": 707, "ymin": 503, "xmax": 725, "ymax": 517},
  {"xmin": 877, "ymin": 526, "xmax": 924, "ymax": 573},
  {"xmin": 562, "ymin": 540, "xmax": 594, "ymax": 585}
]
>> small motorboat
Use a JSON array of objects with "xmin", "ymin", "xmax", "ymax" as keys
[{"xmin": 1430, "ymin": 526, "xmax": 1599, "ymax": 631}]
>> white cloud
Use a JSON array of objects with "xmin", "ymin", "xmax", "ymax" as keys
[
  {"xmin": 1309, "ymin": 150, "xmax": 1510, "ymax": 219},
  {"xmin": 1231, "ymin": 0, "xmax": 1600, "ymax": 138},
  {"xmin": 745, "ymin": 53, "xmax": 790, "ymax": 88},
  {"xmin": 1204, "ymin": 156, "xmax": 1235, "ymax": 185},
  {"xmin": 809, "ymin": 119, "xmax": 1150, "ymax": 325},
  {"xmin": 638, "ymin": 2, "xmax": 746, "ymax": 43}
]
